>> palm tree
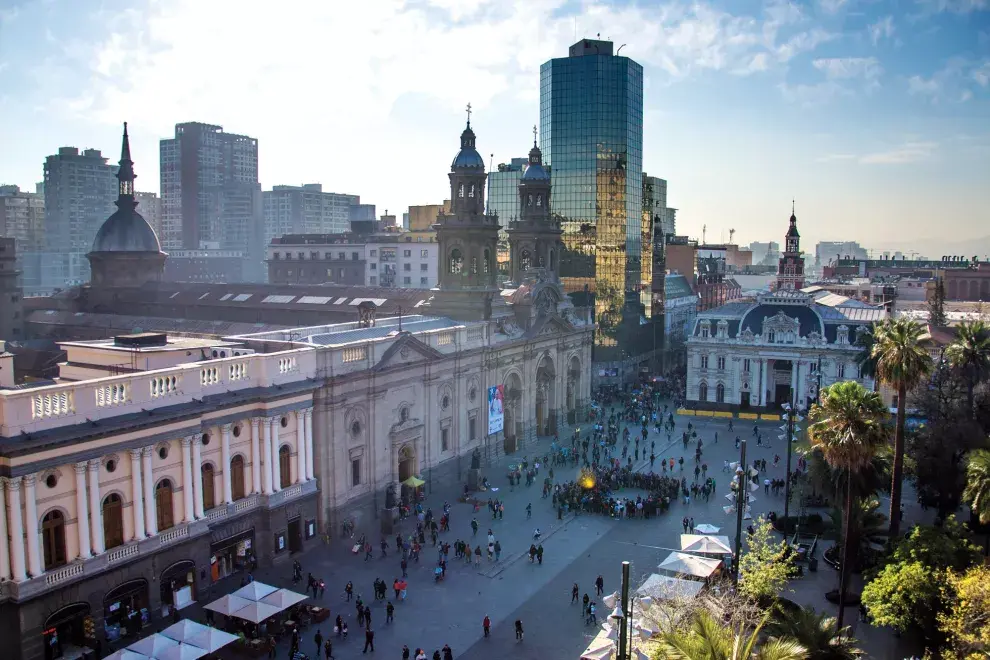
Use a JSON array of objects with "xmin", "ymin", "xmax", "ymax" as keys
[
  {"xmin": 808, "ymin": 381, "xmax": 889, "ymax": 633},
  {"xmin": 657, "ymin": 610, "xmax": 808, "ymax": 660},
  {"xmin": 945, "ymin": 320, "xmax": 990, "ymax": 419},
  {"xmin": 767, "ymin": 608, "xmax": 862, "ymax": 660},
  {"xmin": 963, "ymin": 448, "xmax": 990, "ymax": 524},
  {"xmin": 870, "ymin": 317, "xmax": 932, "ymax": 538}
]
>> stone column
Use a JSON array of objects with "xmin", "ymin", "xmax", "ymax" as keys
[
  {"xmin": 24, "ymin": 475, "xmax": 42, "ymax": 577},
  {"xmin": 73, "ymin": 463, "xmax": 92, "ymax": 559},
  {"xmin": 790, "ymin": 362, "xmax": 798, "ymax": 407},
  {"xmin": 129, "ymin": 449, "xmax": 146, "ymax": 540},
  {"xmin": 759, "ymin": 359, "xmax": 769, "ymax": 407},
  {"xmin": 142, "ymin": 447, "xmax": 157, "ymax": 536},
  {"xmin": 294, "ymin": 410, "xmax": 306, "ymax": 485},
  {"xmin": 221, "ymin": 424, "xmax": 233, "ymax": 504},
  {"xmin": 191, "ymin": 435, "xmax": 204, "ymax": 519},
  {"xmin": 181, "ymin": 437, "xmax": 195, "ymax": 523},
  {"xmin": 6, "ymin": 477, "xmax": 26, "ymax": 581},
  {"xmin": 304, "ymin": 409, "xmax": 315, "ymax": 481},
  {"xmin": 261, "ymin": 419, "xmax": 274, "ymax": 495},
  {"xmin": 88, "ymin": 460, "xmax": 104, "ymax": 555},
  {"xmin": 250, "ymin": 418, "xmax": 263, "ymax": 494},
  {"xmin": 269, "ymin": 417, "xmax": 282, "ymax": 492},
  {"xmin": 0, "ymin": 478, "xmax": 10, "ymax": 580}
]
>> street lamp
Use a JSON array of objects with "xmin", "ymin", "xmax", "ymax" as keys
[{"xmin": 782, "ymin": 402, "xmax": 804, "ymax": 521}]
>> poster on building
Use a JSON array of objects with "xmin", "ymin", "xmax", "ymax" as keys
[{"xmin": 487, "ymin": 384, "xmax": 505, "ymax": 435}]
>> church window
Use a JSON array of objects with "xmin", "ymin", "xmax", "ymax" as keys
[
  {"xmin": 715, "ymin": 383, "xmax": 725, "ymax": 403},
  {"xmin": 469, "ymin": 184, "xmax": 475, "ymax": 198},
  {"xmin": 458, "ymin": 184, "xmax": 465, "ymax": 198},
  {"xmin": 549, "ymin": 250, "xmax": 555, "ymax": 270},
  {"xmin": 470, "ymin": 257, "xmax": 478, "ymax": 274},
  {"xmin": 521, "ymin": 249, "xmax": 531, "ymax": 271},
  {"xmin": 717, "ymin": 356, "xmax": 726, "ymax": 370},
  {"xmin": 449, "ymin": 249, "xmax": 463, "ymax": 275},
  {"xmin": 536, "ymin": 194, "xmax": 542, "ymax": 207},
  {"xmin": 483, "ymin": 249, "xmax": 491, "ymax": 274},
  {"xmin": 743, "ymin": 359, "xmax": 751, "ymax": 373},
  {"xmin": 527, "ymin": 194, "xmax": 533, "ymax": 207},
  {"xmin": 700, "ymin": 354, "xmax": 709, "ymax": 369},
  {"xmin": 698, "ymin": 381, "xmax": 709, "ymax": 401}
]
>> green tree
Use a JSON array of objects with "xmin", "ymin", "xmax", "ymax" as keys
[
  {"xmin": 828, "ymin": 498, "xmax": 886, "ymax": 574},
  {"xmin": 963, "ymin": 448, "xmax": 990, "ymax": 524},
  {"xmin": 946, "ymin": 320, "xmax": 990, "ymax": 420},
  {"xmin": 938, "ymin": 564, "xmax": 990, "ymax": 658},
  {"xmin": 861, "ymin": 560, "xmax": 942, "ymax": 636},
  {"xmin": 767, "ymin": 608, "xmax": 862, "ymax": 660},
  {"xmin": 854, "ymin": 325, "xmax": 878, "ymax": 391},
  {"xmin": 808, "ymin": 380, "xmax": 889, "ymax": 632},
  {"xmin": 871, "ymin": 317, "xmax": 932, "ymax": 537},
  {"xmin": 927, "ymin": 277, "xmax": 947, "ymax": 328},
  {"xmin": 654, "ymin": 610, "xmax": 808, "ymax": 660},
  {"xmin": 888, "ymin": 516, "xmax": 981, "ymax": 573},
  {"xmin": 738, "ymin": 515, "xmax": 797, "ymax": 603}
]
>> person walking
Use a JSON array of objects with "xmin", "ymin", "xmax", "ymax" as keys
[
  {"xmin": 572, "ymin": 583, "xmax": 580, "ymax": 603},
  {"xmin": 362, "ymin": 627, "xmax": 375, "ymax": 653},
  {"xmin": 514, "ymin": 619, "xmax": 524, "ymax": 641},
  {"xmin": 324, "ymin": 639, "xmax": 334, "ymax": 660},
  {"xmin": 595, "ymin": 575, "xmax": 604, "ymax": 597},
  {"xmin": 386, "ymin": 601, "xmax": 394, "ymax": 623},
  {"xmin": 483, "ymin": 614, "xmax": 491, "ymax": 637},
  {"xmin": 314, "ymin": 629, "xmax": 323, "ymax": 658}
]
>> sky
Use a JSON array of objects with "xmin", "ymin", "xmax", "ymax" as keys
[{"xmin": 0, "ymin": 0, "xmax": 988, "ymax": 256}]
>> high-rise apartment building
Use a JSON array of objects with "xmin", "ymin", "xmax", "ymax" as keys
[
  {"xmin": 0, "ymin": 185, "xmax": 45, "ymax": 255},
  {"xmin": 541, "ymin": 38, "xmax": 644, "ymax": 358},
  {"xmin": 488, "ymin": 157, "xmax": 526, "ymax": 273},
  {"xmin": 135, "ymin": 191, "xmax": 163, "ymax": 242},
  {"xmin": 659, "ymin": 207, "xmax": 677, "ymax": 237},
  {"xmin": 41, "ymin": 147, "xmax": 118, "ymax": 285},
  {"xmin": 160, "ymin": 122, "xmax": 263, "ymax": 278},
  {"xmin": 262, "ymin": 184, "xmax": 360, "ymax": 246}
]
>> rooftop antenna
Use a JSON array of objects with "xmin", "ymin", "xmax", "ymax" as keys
[
  {"xmin": 702, "ymin": 224, "xmax": 707, "ymax": 245},
  {"xmin": 729, "ymin": 228, "xmax": 736, "ymax": 244}
]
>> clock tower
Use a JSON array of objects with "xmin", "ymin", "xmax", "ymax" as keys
[{"xmin": 775, "ymin": 202, "xmax": 805, "ymax": 291}]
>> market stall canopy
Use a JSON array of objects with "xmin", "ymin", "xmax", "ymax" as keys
[
  {"xmin": 204, "ymin": 594, "xmax": 253, "ymax": 616},
  {"xmin": 402, "ymin": 475, "xmax": 426, "ymax": 487},
  {"xmin": 658, "ymin": 552, "xmax": 722, "ymax": 579},
  {"xmin": 229, "ymin": 601, "xmax": 282, "ymax": 624},
  {"xmin": 103, "ymin": 651, "xmax": 150, "ymax": 660},
  {"xmin": 260, "ymin": 588, "xmax": 309, "ymax": 610},
  {"xmin": 232, "ymin": 581, "xmax": 279, "ymax": 601},
  {"xmin": 127, "ymin": 634, "xmax": 179, "ymax": 658},
  {"xmin": 160, "ymin": 620, "xmax": 238, "ymax": 652},
  {"xmin": 636, "ymin": 573, "xmax": 705, "ymax": 600},
  {"xmin": 680, "ymin": 534, "xmax": 733, "ymax": 555},
  {"xmin": 154, "ymin": 644, "xmax": 208, "ymax": 660},
  {"xmin": 694, "ymin": 523, "xmax": 720, "ymax": 534}
]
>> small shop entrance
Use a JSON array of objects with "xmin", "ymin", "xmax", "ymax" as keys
[
  {"xmin": 103, "ymin": 579, "xmax": 149, "ymax": 643},
  {"xmin": 160, "ymin": 560, "xmax": 197, "ymax": 613},
  {"xmin": 210, "ymin": 530, "xmax": 255, "ymax": 583},
  {"xmin": 43, "ymin": 602, "xmax": 91, "ymax": 660},
  {"xmin": 287, "ymin": 517, "xmax": 303, "ymax": 554}
]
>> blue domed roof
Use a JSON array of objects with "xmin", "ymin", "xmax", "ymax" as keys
[
  {"xmin": 92, "ymin": 205, "xmax": 162, "ymax": 253},
  {"xmin": 451, "ymin": 123, "xmax": 485, "ymax": 170},
  {"xmin": 522, "ymin": 162, "xmax": 549, "ymax": 181}
]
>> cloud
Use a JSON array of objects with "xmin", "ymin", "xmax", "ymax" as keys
[
  {"xmin": 908, "ymin": 58, "xmax": 990, "ymax": 102},
  {"xmin": 868, "ymin": 16, "xmax": 895, "ymax": 45},
  {"xmin": 815, "ymin": 153, "xmax": 857, "ymax": 162},
  {"xmin": 818, "ymin": 0, "xmax": 850, "ymax": 13},
  {"xmin": 774, "ymin": 28, "xmax": 837, "ymax": 62},
  {"xmin": 914, "ymin": 0, "xmax": 988, "ymax": 13},
  {"xmin": 859, "ymin": 141, "xmax": 938, "ymax": 164},
  {"xmin": 778, "ymin": 81, "xmax": 848, "ymax": 105},
  {"xmin": 812, "ymin": 57, "xmax": 883, "ymax": 80}
]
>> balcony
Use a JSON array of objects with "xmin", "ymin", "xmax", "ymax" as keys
[{"xmin": 0, "ymin": 482, "xmax": 316, "ymax": 603}]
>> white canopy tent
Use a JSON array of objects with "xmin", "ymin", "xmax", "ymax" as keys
[
  {"xmin": 126, "ymin": 635, "xmax": 179, "ymax": 658},
  {"xmin": 658, "ymin": 552, "xmax": 723, "ymax": 579},
  {"xmin": 260, "ymin": 588, "xmax": 309, "ymax": 610},
  {"xmin": 694, "ymin": 523, "xmax": 720, "ymax": 534},
  {"xmin": 680, "ymin": 534, "xmax": 733, "ymax": 556},
  {"xmin": 160, "ymin": 620, "xmax": 238, "ymax": 653},
  {"xmin": 636, "ymin": 572, "xmax": 705, "ymax": 600},
  {"xmin": 103, "ymin": 651, "xmax": 151, "ymax": 660},
  {"xmin": 204, "ymin": 581, "xmax": 307, "ymax": 624},
  {"xmin": 232, "ymin": 582, "xmax": 278, "ymax": 601},
  {"xmin": 228, "ymin": 601, "xmax": 282, "ymax": 624},
  {"xmin": 154, "ymin": 645, "xmax": 208, "ymax": 660},
  {"xmin": 203, "ymin": 595, "xmax": 253, "ymax": 617}
]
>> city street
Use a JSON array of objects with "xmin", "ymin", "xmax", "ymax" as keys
[{"xmin": 192, "ymin": 405, "xmax": 916, "ymax": 660}]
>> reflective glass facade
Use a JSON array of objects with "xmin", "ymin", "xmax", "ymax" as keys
[
  {"xmin": 540, "ymin": 42, "xmax": 643, "ymax": 356},
  {"xmin": 487, "ymin": 158, "xmax": 525, "ymax": 275}
]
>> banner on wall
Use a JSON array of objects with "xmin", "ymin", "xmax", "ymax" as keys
[{"xmin": 487, "ymin": 384, "xmax": 505, "ymax": 435}]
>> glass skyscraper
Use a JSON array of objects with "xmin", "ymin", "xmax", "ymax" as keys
[
  {"xmin": 540, "ymin": 39, "xmax": 644, "ymax": 358},
  {"xmin": 487, "ymin": 157, "xmax": 526, "ymax": 276}
]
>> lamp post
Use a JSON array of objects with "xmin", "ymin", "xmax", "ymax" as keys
[
  {"xmin": 733, "ymin": 440, "xmax": 748, "ymax": 585},
  {"xmin": 781, "ymin": 402, "xmax": 804, "ymax": 522},
  {"xmin": 610, "ymin": 560, "xmax": 631, "ymax": 660}
]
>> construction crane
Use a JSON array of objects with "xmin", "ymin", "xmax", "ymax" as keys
[{"xmin": 729, "ymin": 228, "xmax": 736, "ymax": 245}]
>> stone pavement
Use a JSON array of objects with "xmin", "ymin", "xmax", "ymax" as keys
[{"xmin": 159, "ymin": 403, "xmax": 920, "ymax": 659}]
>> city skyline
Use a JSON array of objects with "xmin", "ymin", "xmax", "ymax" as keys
[{"xmin": 0, "ymin": 0, "xmax": 988, "ymax": 253}]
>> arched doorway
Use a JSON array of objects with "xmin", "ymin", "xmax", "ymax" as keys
[
  {"xmin": 503, "ymin": 373, "xmax": 522, "ymax": 454},
  {"xmin": 698, "ymin": 381, "xmax": 709, "ymax": 402},
  {"xmin": 155, "ymin": 479, "xmax": 174, "ymax": 532},
  {"xmin": 566, "ymin": 356, "xmax": 581, "ymax": 424},
  {"xmin": 42, "ymin": 510, "xmax": 67, "ymax": 570},
  {"xmin": 103, "ymin": 579, "xmax": 149, "ymax": 639},
  {"xmin": 535, "ymin": 355, "xmax": 556, "ymax": 437},
  {"xmin": 398, "ymin": 444, "xmax": 416, "ymax": 483},
  {"xmin": 716, "ymin": 382, "xmax": 725, "ymax": 403},
  {"xmin": 772, "ymin": 360, "xmax": 794, "ymax": 406},
  {"xmin": 230, "ymin": 455, "xmax": 245, "ymax": 501},
  {"xmin": 160, "ymin": 560, "xmax": 196, "ymax": 611},
  {"xmin": 103, "ymin": 493, "xmax": 124, "ymax": 549},
  {"xmin": 43, "ymin": 602, "xmax": 91, "ymax": 660}
]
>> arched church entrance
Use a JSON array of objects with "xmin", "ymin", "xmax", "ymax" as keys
[
  {"xmin": 772, "ymin": 359, "xmax": 794, "ymax": 406},
  {"xmin": 503, "ymin": 373, "xmax": 522, "ymax": 454},
  {"xmin": 535, "ymin": 355, "xmax": 556, "ymax": 437},
  {"xmin": 398, "ymin": 444, "xmax": 417, "ymax": 483}
]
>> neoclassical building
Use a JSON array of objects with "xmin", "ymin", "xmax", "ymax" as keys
[
  {"xmin": 685, "ymin": 212, "xmax": 884, "ymax": 410},
  {"xmin": 0, "ymin": 120, "xmax": 592, "ymax": 660}
]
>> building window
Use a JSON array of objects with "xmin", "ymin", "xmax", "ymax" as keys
[
  {"xmin": 404, "ymin": 277, "xmax": 411, "ymax": 285},
  {"xmin": 449, "ymin": 249, "xmax": 463, "ymax": 274},
  {"xmin": 370, "ymin": 263, "xmax": 377, "ymax": 270},
  {"xmin": 230, "ymin": 456, "xmax": 245, "ymax": 500},
  {"xmin": 743, "ymin": 359, "xmax": 751, "ymax": 373},
  {"xmin": 441, "ymin": 428, "xmax": 450, "ymax": 452},
  {"xmin": 352, "ymin": 252, "xmax": 359, "ymax": 260},
  {"xmin": 469, "ymin": 184, "xmax": 475, "ymax": 198},
  {"xmin": 156, "ymin": 479, "xmax": 175, "ymax": 531},
  {"xmin": 421, "ymin": 249, "xmax": 429, "ymax": 258},
  {"xmin": 310, "ymin": 252, "xmax": 318, "ymax": 260},
  {"xmin": 837, "ymin": 363, "xmax": 846, "ymax": 379},
  {"xmin": 42, "ymin": 510, "xmax": 67, "ymax": 570},
  {"xmin": 700, "ymin": 354, "xmax": 709, "ymax": 369},
  {"xmin": 370, "ymin": 276, "xmax": 377, "ymax": 285},
  {"xmin": 469, "ymin": 417, "xmax": 477, "ymax": 442},
  {"xmin": 324, "ymin": 252, "xmax": 332, "ymax": 260},
  {"xmin": 404, "ymin": 263, "xmax": 411, "ymax": 271},
  {"xmin": 717, "ymin": 356, "xmax": 726, "ymax": 370},
  {"xmin": 404, "ymin": 250, "xmax": 411, "ymax": 257},
  {"xmin": 716, "ymin": 383, "xmax": 725, "ymax": 403},
  {"xmin": 420, "ymin": 263, "xmax": 428, "ymax": 271},
  {"xmin": 279, "ymin": 446, "xmax": 292, "ymax": 489},
  {"xmin": 700, "ymin": 321, "xmax": 710, "ymax": 338},
  {"xmin": 698, "ymin": 382, "xmax": 709, "ymax": 402},
  {"xmin": 103, "ymin": 493, "xmax": 124, "ymax": 549},
  {"xmin": 420, "ymin": 277, "xmax": 428, "ymax": 285},
  {"xmin": 201, "ymin": 464, "xmax": 216, "ymax": 510},
  {"xmin": 370, "ymin": 249, "xmax": 377, "ymax": 257},
  {"xmin": 338, "ymin": 252, "xmax": 345, "ymax": 260},
  {"xmin": 351, "ymin": 458, "xmax": 362, "ymax": 486}
]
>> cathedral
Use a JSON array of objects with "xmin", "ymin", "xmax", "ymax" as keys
[{"xmin": 684, "ymin": 208, "xmax": 884, "ymax": 410}]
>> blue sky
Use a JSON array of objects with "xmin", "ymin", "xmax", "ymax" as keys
[{"xmin": 0, "ymin": 0, "xmax": 988, "ymax": 255}]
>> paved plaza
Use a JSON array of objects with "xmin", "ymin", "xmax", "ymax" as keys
[{"xmin": 181, "ymin": 404, "xmax": 920, "ymax": 660}]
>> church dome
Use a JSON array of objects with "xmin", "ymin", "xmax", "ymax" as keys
[
  {"xmin": 522, "ymin": 161, "xmax": 549, "ymax": 181},
  {"xmin": 451, "ymin": 124, "xmax": 485, "ymax": 170},
  {"xmin": 91, "ymin": 206, "xmax": 162, "ymax": 252}
]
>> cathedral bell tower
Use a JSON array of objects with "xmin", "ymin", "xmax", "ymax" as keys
[
  {"xmin": 775, "ymin": 201, "xmax": 805, "ymax": 291},
  {"xmin": 425, "ymin": 105, "xmax": 508, "ymax": 321},
  {"xmin": 507, "ymin": 126, "xmax": 562, "ymax": 285}
]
